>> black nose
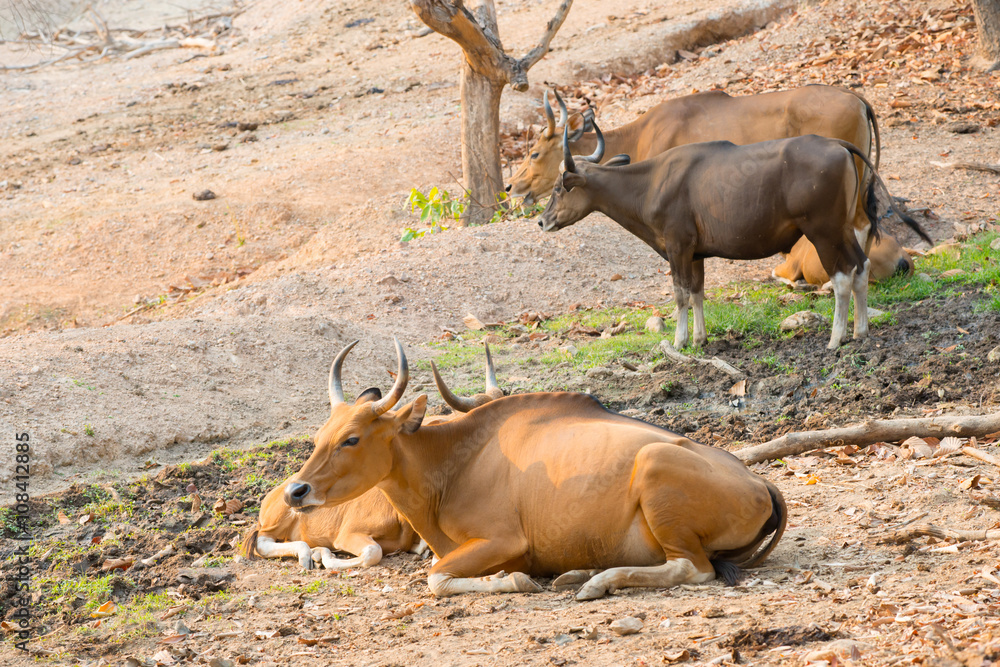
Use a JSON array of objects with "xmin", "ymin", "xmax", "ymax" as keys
[
  {"xmin": 285, "ymin": 482, "xmax": 311, "ymax": 507},
  {"xmin": 505, "ymin": 184, "xmax": 511, "ymax": 192},
  {"xmin": 538, "ymin": 220, "xmax": 544, "ymax": 228}
]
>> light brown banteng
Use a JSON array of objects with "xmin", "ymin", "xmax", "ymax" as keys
[
  {"xmin": 241, "ymin": 344, "xmax": 506, "ymax": 569},
  {"xmin": 538, "ymin": 123, "xmax": 930, "ymax": 349},
  {"xmin": 507, "ymin": 86, "xmax": 927, "ymax": 282},
  {"xmin": 283, "ymin": 340, "xmax": 786, "ymax": 600},
  {"xmin": 774, "ymin": 234, "xmax": 914, "ymax": 287}
]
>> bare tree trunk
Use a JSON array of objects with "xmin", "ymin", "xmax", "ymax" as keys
[
  {"xmin": 411, "ymin": 0, "xmax": 573, "ymax": 225},
  {"xmin": 973, "ymin": 0, "xmax": 1000, "ymax": 69},
  {"xmin": 460, "ymin": 64, "xmax": 505, "ymax": 224}
]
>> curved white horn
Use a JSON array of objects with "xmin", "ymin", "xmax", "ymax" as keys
[
  {"xmin": 370, "ymin": 337, "xmax": 409, "ymax": 417},
  {"xmin": 329, "ymin": 340, "xmax": 359, "ymax": 407}
]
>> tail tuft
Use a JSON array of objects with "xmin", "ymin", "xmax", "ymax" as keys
[
  {"xmin": 711, "ymin": 559, "xmax": 744, "ymax": 586},
  {"xmin": 241, "ymin": 524, "xmax": 261, "ymax": 560}
]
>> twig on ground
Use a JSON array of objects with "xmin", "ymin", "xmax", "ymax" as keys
[
  {"xmin": 930, "ymin": 160, "xmax": 1000, "ymax": 176},
  {"xmin": 658, "ymin": 340, "xmax": 745, "ymax": 378},
  {"xmin": 884, "ymin": 523, "xmax": 1000, "ymax": 545}
]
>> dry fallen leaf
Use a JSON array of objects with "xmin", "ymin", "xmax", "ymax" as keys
[
  {"xmin": 58, "ymin": 511, "xmax": 70, "ymax": 525},
  {"xmin": 961, "ymin": 475, "xmax": 982, "ymax": 490},
  {"xmin": 463, "ymin": 313, "xmax": 485, "ymax": 330},
  {"xmin": 662, "ymin": 648, "xmax": 690, "ymax": 663},
  {"xmin": 91, "ymin": 601, "xmax": 117, "ymax": 619},
  {"xmin": 729, "ymin": 380, "xmax": 747, "ymax": 396}
]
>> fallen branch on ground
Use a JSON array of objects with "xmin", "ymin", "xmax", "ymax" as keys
[
  {"xmin": 736, "ymin": 411, "xmax": 1000, "ymax": 464},
  {"xmin": 883, "ymin": 523, "xmax": 1000, "ymax": 544},
  {"xmin": 930, "ymin": 160, "xmax": 1000, "ymax": 176},
  {"xmin": 658, "ymin": 341, "xmax": 745, "ymax": 379}
]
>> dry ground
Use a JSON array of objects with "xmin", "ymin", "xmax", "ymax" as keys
[{"xmin": 2, "ymin": 0, "xmax": 1000, "ymax": 664}]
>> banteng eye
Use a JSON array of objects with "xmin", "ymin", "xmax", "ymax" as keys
[
  {"xmin": 342, "ymin": 437, "xmax": 359, "ymax": 447},
  {"xmin": 530, "ymin": 152, "xmax": 539, "ymax": 160}
]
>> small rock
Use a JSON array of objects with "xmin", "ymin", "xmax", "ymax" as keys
[
  {"xmin": 174, "ymin": 620, "xmax": 191, "ymax": 635},
  {"xmin": 866, "ymin": 306, "xmax": 884, "ymax": 319},
  {"xmin": 378, "ymin": 275, "xmax": 402, "ymax": 286},
  {"xmin": 29, "ymin": 365, "xmax": 40, "ymax": 374},
  {"xmin": 212, "ymin": 143, "xmax": 228, "ymax": 152},
  {"xmin": 645, "ymin": 316, "xmax": 666, "ymax": 333},
  {"xmin": 609, "ymin": 617, "xmax": 643, "ymax": 636},
  {"xmin": 585, "ymin": 367, "xmax": 613, "ymax": 379},
  {"xmin": 987, "ymin": 345, "xmax": 1000, "ymax": 363},
  {"xmin": 193, "ymin": 190, "xmax": 217, "ymax": 201},
  {"xmin": 917, "ymin": 272, "xmax": 932, "ymax": 283},
  {"xmin": 610, "ymin": 273, "xmax": 623, "ymax": 281},
  {"xmin": 945, "ymin": 120, "xmax": 980, "ymax": 134},
  {"xmin": 237, "ymin": 121, "xmax": 258, "ymax": 132},
  {"xmin": 990, "ymin": 237, "xmax": 1000, "ymax": 252},
  {"xmin": 209, "ymin": 659, "xmax": 234, "ymax": 667},
  {"xmin": 559, "ymin": 345, "xmax": 579, "ymax": 357},
  {"xmin": 779, "ymin": 310, "xmax": 828, "ymax": 332}
]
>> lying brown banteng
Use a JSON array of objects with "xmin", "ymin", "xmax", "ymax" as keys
[
  {"xmin": 241, "ymin": 344, "xmax": 508, "ymax": 570},
  {"xmin": 774, "ymin": 234, "xmax": 914, "ymax": 287},
  {"xmin": 508, "ymin": 86, "xmax": 929, "ymax": 282},
  {"xmin": 538, "ymin": 123, "xmax": 928, "ymax": 349},
  {"xmin": 283, "ymin": 340, "xmax": 786, "ymax": 600}
]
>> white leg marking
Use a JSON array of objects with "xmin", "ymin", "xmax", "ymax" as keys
[
  {"xmin": 427, "ymin": 571, "xmax": 542, "ymax": 597},
  {"xmin": 409, "ymin": 538, "xmax": 431, "ymax": 559},
  {"xmin": 854, "ymin": 227, "xmax": 870, "ymax": 253},
  {"xmin": 853, "ymin": 259, "xmax": 871, "ymax": 339},
  {"xmin": 673, "ymin": 286, "xmax": 690, "ymax": 349},
  {"xmin": 576, "ymin": 558, "xmax": 714, "ymax": 601},
  {"xmin": 772, "ymin": 269, "xmax": 795, "ymax": 287},
  {"xmin": 828, "ymin": 270, "xmax": 855, "ymax": 349},
  {"xmin": 313, "ymin": 543, "xmax": 383, "ymax": 570},
  {"xmin": 691, "ymin": 289, "xmax": 707, "ymax": 347},
  {"xmin": 256, "ymin": 536, "xmax": 314, "ymax": 569}
]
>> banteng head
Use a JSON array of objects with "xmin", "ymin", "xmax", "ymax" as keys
[
  {"xmin": 506, "ymin": 89, "xmax": 592, "ymax": 206},
  {"xmin": 284, "ymin": 339, "xmax": 426, "ymax": 511},
  {"xmin": 538, "ymin": 120, "xmax": 630, "ymax": 232}
]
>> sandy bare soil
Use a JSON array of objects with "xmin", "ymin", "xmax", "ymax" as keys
[{"xmin": 1, "ymin": 0, "xmax": 1000, "ymax": 664}]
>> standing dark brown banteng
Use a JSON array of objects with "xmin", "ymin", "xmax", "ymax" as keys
[{"xmin": 538, "ymin": 123, "xmax": 929, "ymax": 350}]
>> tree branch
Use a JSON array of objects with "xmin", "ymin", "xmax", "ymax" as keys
[
  {"xmin": 735, "ymin": 411, "xmax": 1000, "ymax": 465},
  {"xmin": 518, "ymin": 0, "xmax": 573, "ymax": 72},
  {"xmin": 410, "ymin": 0, "xmax": 508, "ymax": 80}
]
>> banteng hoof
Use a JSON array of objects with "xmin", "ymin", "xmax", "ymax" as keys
[
  {"xmin": 552, "ymin": 570, "xmax": 598, "ymax": 591},
  {"xmin": 509, "ymin": 572, "xmax": 543, "ymax": 593},
  {"xmin": 576, "ymin": 579, "xmax": 610, "ymax": 601}
]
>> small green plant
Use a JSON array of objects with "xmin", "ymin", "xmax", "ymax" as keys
[
  {"xmin": 83, "ymin": 424, "xmax": 95, "ymax": 437},
  {"xmin": 490, "ymin": 192, "xmax": 545, "ymax": 224},
  {"xmin": 402, "ymin": 187, "xmax": 464, "ymax": 241}
]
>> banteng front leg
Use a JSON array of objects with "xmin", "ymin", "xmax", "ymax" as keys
[
  {"xmin": 255, "ymin": 535, "xmax": 314, "ymax": 569},
  {"xmin": 427, "ymin": 539, "xmax": 541, "ymax": 597}
]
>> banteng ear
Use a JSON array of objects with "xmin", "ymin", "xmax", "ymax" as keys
[
  {"xmin": 566, "ymin": 112, "xmax": 586, "ymax": 142},
  {"xmin": 605, "ymin": 154, "xmax": 631, "ymax": 167},
  {"xmin": 562, "ymin": 171, "xmax": 586, "ymax": 192},
  {"xmin": 396, "ymin": 395, "xmax": 428, "ymax": 434},
  {"xmin": 581, "ymin": 108, "xmax": 595, "ymax": 132},
  {"xmin": 355, "ymin": 387, "xmax": 383, "ymax": 405}
]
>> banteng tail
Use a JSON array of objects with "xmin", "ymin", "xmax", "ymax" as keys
[
  {"xmin": 709, "ymin": 479, "xmax": 788, "ymax": 586},
  {"xmin": 834, "ymin": 139, "xmax": 933, "ymax": 246},
  {"xmin": 241, "ymin": 524, "xmax": 261, "ymax": 560}
]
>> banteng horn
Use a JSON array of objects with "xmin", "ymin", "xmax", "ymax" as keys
[
  {"xmin": 328, "ymin": 340, "xmax": 359, "ymax": 407},
  {"xmin": 369, "ymin": 337, "xmax": 409, "ymax": 417}
]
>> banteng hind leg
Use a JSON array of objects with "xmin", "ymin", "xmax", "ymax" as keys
[
  {"xmin": 828, "ymin": 268, "xmax": 856, "ymax": 349},
  {"xmin": 691, "ymin": 259, "xmax": 707, "ymax": 347},
  {"xmin": 852, "ymin": 258, "xmax": 872, "ymax": 340}
]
